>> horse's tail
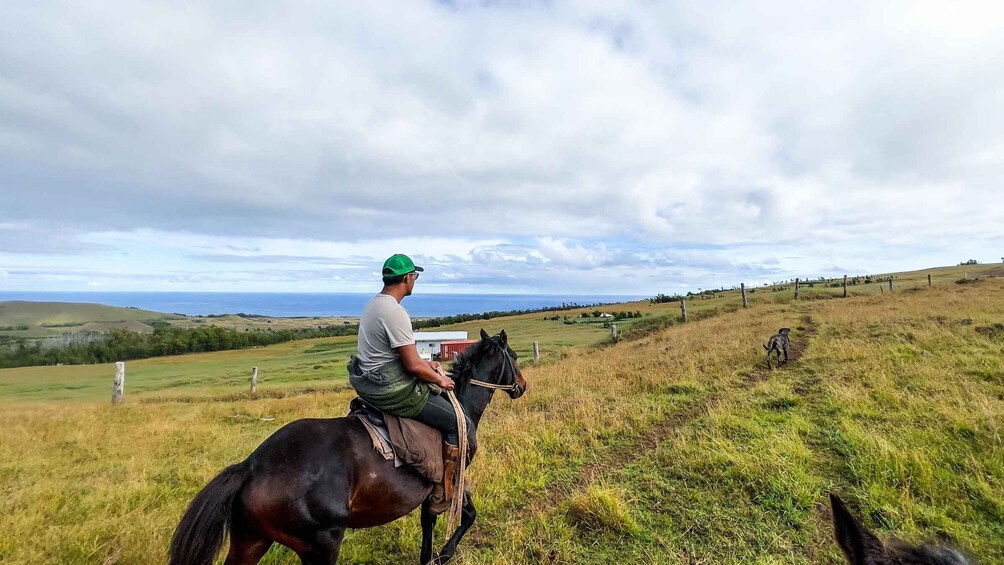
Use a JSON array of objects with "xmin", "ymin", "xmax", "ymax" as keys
[{"xmin": 169, "ymin": 461, "xmax": 251, "ymax": 565}]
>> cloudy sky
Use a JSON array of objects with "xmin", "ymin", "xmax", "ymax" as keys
[{"xmin": 2, "ymin": 1, "xmax": 1002, "ymax": 295}]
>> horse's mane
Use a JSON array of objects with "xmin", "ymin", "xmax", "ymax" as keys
[
  {"xmin": 450, "ymin": 337, "xmax": 502, "ymax": 394},
  {"xmin": 450, "ymin": 340, "xmax": 484, "ymax": 381}
]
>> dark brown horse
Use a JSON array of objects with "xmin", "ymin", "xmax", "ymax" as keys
[
  {"xmin": 830, "ymin": 493, "xmax": 977, "ymax": 564},
  {"xmin": 170, "ymin": 329, "xmax": 526, "ymax": 565}
]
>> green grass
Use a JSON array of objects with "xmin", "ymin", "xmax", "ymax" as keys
[
  {"xmin": 0, "ymin": 336, "xmax": 360, "ymax": 403},
  {"xmin": 0, "ymin": 266, "xmax": 1002, "ymax": 563}
]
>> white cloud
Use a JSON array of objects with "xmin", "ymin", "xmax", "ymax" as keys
[{"xmin": 1, "ymin": 1, "xmax": 1002, "ymax": 294}]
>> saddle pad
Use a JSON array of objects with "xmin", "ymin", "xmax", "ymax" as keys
[
  {"xmin": 384, "ymin": 413, "xmax": 444, "ymax": 484},
  {"xmin": 355, "ymin": 415, "xmax": 402, "ymax": 467}
]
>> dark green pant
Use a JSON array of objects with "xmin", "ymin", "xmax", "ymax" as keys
[{"xmin": 413, "ymin": 393, "xmax": 472, "ymax": 445}]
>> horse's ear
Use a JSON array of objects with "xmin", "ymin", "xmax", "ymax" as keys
[
  {"xmin": 500, "ymin": 329, "xmax": 508, "ymax": 345},
  {"xmin": 830, "ymin": 493, "xmax": 884, "ymax": 565},
  {"xmin": 480, "ymin": 328, "xmax": 490, "ymax": 341}
]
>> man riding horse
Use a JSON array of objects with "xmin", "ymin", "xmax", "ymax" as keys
[
  {"xmin": 169, "ymin": 254, "xmax": 526, "ymax": 564},
  {"xmin": 347, "ymin": 254, "xmax": 471, "ymax": 506}
]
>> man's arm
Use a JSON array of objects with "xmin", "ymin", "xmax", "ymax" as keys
[{"xmin": 395, "ymin": 344, "xmax": 455, "ymax": 390}]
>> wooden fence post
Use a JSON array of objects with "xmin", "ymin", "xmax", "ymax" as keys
[
  {"xmin": 928, "ymin": 274, "xmax": 932, "ymax": 287},
  {"xmin": 741, "ymin": 283, "xmax": 748, "ymax": 308},
  {"xmin": 112, "ymin": 362, "xmax": 125, "ymax": 405},
  {"xmin": 794, "ymin": 278, "xmax": 800, "ymax": 299},
  {"xmin": 250, "ymin": 367, "xmax": 258, "ymax": 394},
  {"xmin": 680, "ymin": 299, "xmax": 688, "ymax": 323},
  {"xmin": 611, "ymin": 324, "xmax": 618, "ymax": 342},
  {"xmin": 532, "ymin": 341, "xmax": 540, "ymax": 363},
  {"xmin": 888, "ymin": 277, "xmax": 893, "ymax": 292},
  {"xmin": 843, "ymin": 275, "xmax": 848, "ymax": 298}
]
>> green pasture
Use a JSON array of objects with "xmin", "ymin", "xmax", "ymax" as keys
[
  {"xmin": 0, "ymin": 338, "xmax": 356, "ymax": 403},
  {"xmin": 0, "ymin": 309, "xmax": 621, "ymax": 403}
]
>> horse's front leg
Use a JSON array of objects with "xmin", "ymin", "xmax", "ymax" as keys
[
  {"xmin": 420, "ymin": 498, "xmax": 438, "ymax": 565},
  {"xmin": 435, "ymin": 492, "xmax": 476, "ymax": 564}
]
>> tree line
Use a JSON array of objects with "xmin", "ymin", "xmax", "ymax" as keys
[
  {"xmin": 650, "ymin": 293, "xmax": 687, "ymax": 304},
  {"xmin": 0, "ymin": 322, "xmax": 358, "ymax": 369}
]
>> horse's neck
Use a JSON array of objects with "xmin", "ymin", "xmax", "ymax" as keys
[
  {"xmin": 456, "ymin": 373, "xmax": 492, "ymax": 430},
  {"xmin": 460, "ymin": 392, "xmax": 489, "ymax": 429}
]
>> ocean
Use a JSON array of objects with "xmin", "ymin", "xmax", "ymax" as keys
[{"xmin": 0, "ymin": 292, "xmax": 646, "ymax": 318}]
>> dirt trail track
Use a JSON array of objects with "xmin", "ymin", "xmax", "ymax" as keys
[
  {"xmin": 746, "ymin": 314, "xmax": 818, "ymax": 387},
  {"xmin": 501, "ymin": 314, "xmax": 820, "ymax": 527}
]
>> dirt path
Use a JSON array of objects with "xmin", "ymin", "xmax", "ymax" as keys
[
  {"xmin": 530, "ymin": 390, "xmax": 719, "ymax": 517},
  {"xmin": 492, "ymin": 315, "xmax": 821, "ymax": 535},
  {"xmin": 745, "ymin": 314, "xmax": 818, "ymax": 387}
]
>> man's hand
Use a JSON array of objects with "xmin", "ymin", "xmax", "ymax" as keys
[
  {"xmin": 396, "ymin": 344, "xmax": 456, "ymax": 390},
  {"xmin": 430, "ymin": 362, "xmax": 455, "ymax": 390}
]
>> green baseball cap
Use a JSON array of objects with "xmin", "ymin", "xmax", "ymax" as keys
[{"xmin": 382, "ymin": 254, "xmax": 424, "ymax": 277}]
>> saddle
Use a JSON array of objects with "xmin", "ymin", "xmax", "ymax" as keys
[{"xmin": 348, "ymin": 397, "xmax": 445, "ymax": 484}]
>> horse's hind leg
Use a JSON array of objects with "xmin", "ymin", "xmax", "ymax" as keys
[
  {"xmin": 297, "ymin": 528, "xmax": 345, "ymax": 565},
  {"xmin": 224, "ymin": 523, "xmax": 272, "ymax": 565},
  {"xmin": 222, "ymin": 508, "xmax": 273, "ymax": 565},
  {"xmin": 435, "ymin": 492, "xmax": 477, "ymax": 564}
]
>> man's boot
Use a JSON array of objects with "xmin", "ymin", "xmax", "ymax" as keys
[{"xmin": 431, "ymin": 443, "xmax": 461, "ymax": 508}]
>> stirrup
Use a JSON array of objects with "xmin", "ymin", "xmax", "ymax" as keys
[{"xmin": 431, "ymin": 443, "xmax": 461, "ymax": 505}]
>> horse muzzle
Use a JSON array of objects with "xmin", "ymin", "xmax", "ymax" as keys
[{"xmin": 508, "ymin": 375, "xmax": 527, "ymax": 399}]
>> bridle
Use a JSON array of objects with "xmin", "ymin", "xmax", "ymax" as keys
[{"xmin": 468, "ymin": 345, "xmax": 522, "ymax": 394}]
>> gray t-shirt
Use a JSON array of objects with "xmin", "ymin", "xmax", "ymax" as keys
[{"xmin": 357, "ymin": 294, "xmax": 414, "ymax": 373}]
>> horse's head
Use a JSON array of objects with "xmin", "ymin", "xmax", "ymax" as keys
[
  {"xmin": 830, "ymin": 493, "xmax": 975, "ymax": 565},
  {"xmin": 455, "ymin": 328, "xmax": 526, "ymax": 399}
]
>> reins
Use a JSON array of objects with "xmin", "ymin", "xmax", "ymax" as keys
[
  {"xmin": 433, "ymin": 343, "xmax": 519, "ymax": 549},
  {"xmin": 443, "ymin": 388, "xmax": 467, "ymax": 534}
]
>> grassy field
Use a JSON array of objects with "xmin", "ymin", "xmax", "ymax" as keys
[{"xmin": 0, "ymin": 266, "xmax": 1002, "ymax": 563}]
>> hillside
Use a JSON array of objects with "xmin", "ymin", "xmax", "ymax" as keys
[
  {"xmin": 0, "ymin": 300, "xmax": 356, "ymax": 341},
  {"xmin": 0, "ymin": 300, "xmax": 174, "ymax": 338},
  {"xmin": 0, "ymin": 300, "xmax": 171, "ymax": 327},
  {"xmin": 0, "ymin": 269, "xmax": 1000, "ymax": 563}
]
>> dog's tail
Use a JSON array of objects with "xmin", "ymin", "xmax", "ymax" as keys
[{"xmin": 763, "ymin": 343, "xmax": 769, "ymax": 351}]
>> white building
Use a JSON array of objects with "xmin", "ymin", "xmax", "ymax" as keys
[{"xmin": 414, "ymin": 331, "xmax": 469, "ymax": 360}]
